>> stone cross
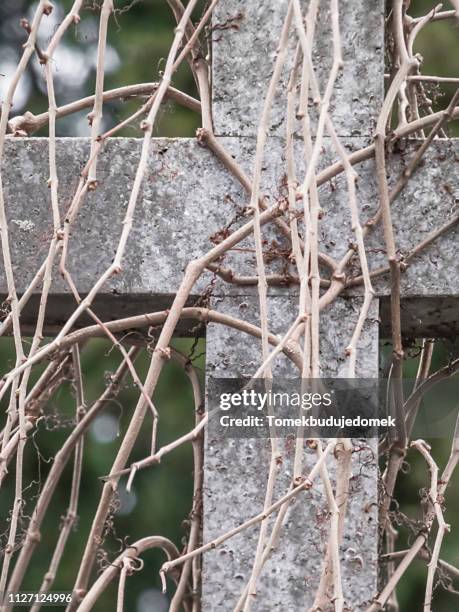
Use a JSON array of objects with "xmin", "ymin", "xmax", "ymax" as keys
[{"xmin": 1, "ymin": 0, "xmax": 458, "ymax": 609}]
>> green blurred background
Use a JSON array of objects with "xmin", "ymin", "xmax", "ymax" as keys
[
  {"xmin": 0, "ymin": 1, "xmax": 458, "ymax": 610},
  {"xmin": 0, "ymin": 336, "xmax": 205, "ymax": 612}
]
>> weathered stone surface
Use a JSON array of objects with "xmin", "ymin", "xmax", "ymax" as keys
[
  {"xmin": 360, "ymin": 140, "xmax": 459, "ymax": 299},
  {"xmin": 212, "ymin": 0, "xmax": 384, "ymax": 138},
  {"xmin": 203, "ymin": 295, "xmax": 379, "ymax": 610},
  {"xmin": 1, "ymin": 137, "xmax": 238, "ymax": 300},
  {"xmin": 1, "ymin": 137, "xmax": 457, "ymax": 331},
  {"xmin": 208, "ymin": 137, "xmax": 459, "ymax": 300}
]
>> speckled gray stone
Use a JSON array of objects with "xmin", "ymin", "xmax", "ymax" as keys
[
  {"xmin": 0, "ymin": 137, "xmax": 241, "ymax": 301},
  {"xmin": 212, "ymin": 0, "xmax": 384, "ymax": 138},
  {"xmin": 1, "ymin": 137, "xmax": 457, "ymax": 314},
  {"xmin": 203, "ymin": 296, "xmax": 379, "ymax": 610}
]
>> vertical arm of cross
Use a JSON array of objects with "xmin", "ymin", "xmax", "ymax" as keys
[
  {"xmin": 203, "ymin": 297, "xmax": 380, "ymax": 609},
  {"xmin": 202, "ymin": 0, "xmax": 385, "ymax": 608}
]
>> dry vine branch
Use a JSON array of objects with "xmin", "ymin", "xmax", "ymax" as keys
[
  {"xmin": 0, "ymin": 1, "xmax": 458, "ymax": 611},
  {"xmin": 7, "ymin": 83, "xmax": 201, "ymax": 136}
]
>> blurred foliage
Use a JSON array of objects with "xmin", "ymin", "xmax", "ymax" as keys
[
  {"xmin": 380, "ymin": 337, "xmax": 459, "ymax": 611},
  {"xmin": 0, "ymin": 337, "xmax": 205, "ymax": 611},
  {"xmin": 0, "ymin": 0, "xmax": 458, "ymax": 610},
  {"xmin": 0, "ymin": 0, "xmax": 207, "ymax": 137},
  {"xmin": 398, "ymin": 0, "xmax": 459, "ymax": 135}
]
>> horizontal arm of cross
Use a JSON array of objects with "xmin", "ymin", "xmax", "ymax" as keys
[{"xmin": 1, "ymin": 137, "xmax": 457, "ymax": 336}]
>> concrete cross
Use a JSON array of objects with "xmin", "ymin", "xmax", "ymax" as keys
[{"xmin": 1, "ymin": 0, "xmax": 458, "ymax": 609}]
